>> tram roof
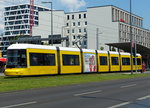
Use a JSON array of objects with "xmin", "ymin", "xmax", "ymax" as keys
[
  {"xmin": 7, "ymin": 44, "xmax": 57, "ymax": 50},
  {"xmin": 109, "ymin": 51, "xmax": 119, "ymax": 54},
  {"xmin": 59, "ymin": 47, "xmax": 80, "ymax": 52},
  {"xmin": 120, "ymin": 52, "xmax": 131, "ymax": 55},
  {"xmin": 8, "ymin": 44, "xmax": 81, "ymax": 52},
  {"xmin": 97, "ymin": 50, "xmax": 108, "ymax": 54},
  {"xmin": 7, "ymin": 44, "xmax": 142, "ymax": 56},
  {"xmin": 120, "ymin": 52, "xmax": 141, "ymax": 56},
  {"xmin": 82, "ymin": 49, "xmax": 96, "ymax": 53}
]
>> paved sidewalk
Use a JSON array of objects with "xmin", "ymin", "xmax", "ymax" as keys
[
  {"xmin": 142, "ymin": 71, "xmax": 150, "ymax": 74},
  {"xmin": 0, "ymin": 73, "xmax": 4, "ymax": 76},
  {"xmin": 122, "ymin": 70, "xmax": 150, "ymax": 74}
]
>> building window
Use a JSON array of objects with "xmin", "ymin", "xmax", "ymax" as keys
[
  {"xmin": 79, "ymin": 29, "xmax": 81, "ymax": 33},
  {"xmin": 112, "ymin": 8, "xmax": 114, "ymax": 21},
  {"xmin": 72, "ymin": 15, "xmax": 74, "ymax": 19},
  {"xmin": 84, "ymin": 41, "xmax": 87, "ymax": 45},
  {"xmin": 72, "ymin": 29, "xmax": 74, "ymax": 33},
  {"xmin": 85, "ymin": 21, "xmax": 87, "ymax": 25},
  {"xmin": 35, "ymin": 16, "xmax": 38, "ymax": 20},
  {"xmin": 79, "ymin": 41, "xmax": 82, "ymax": 45},
  {"xmin": 79, "ymin": 14, "xmax": 81, "ymax": 19},
  {"xmin": 73, "ymin": 35, "xmax": 76, "ymax": 39},
  {"xmin": 24, "ymin": 15, "xmax": 28, "ymax": 18},
  {"xmin": 77, "ymin": 35, "xmax": 80, "ymax": 39},
  {"xmin": 67, "ymin": 15, "xmax": 69, "ymax": 20},
  {"xmin": 84, "ymin": 28, "xmax": 86, "ymax": 32},
  {"xmin": 66, "ymin": 23, "xmax": 69, "ymax": 26},
  {"xmin": 67, "ymin": 30, "xmax": 70, "ymax": 33},
  {"xmin": 84, "ymin": 14, "xmax": 86, "ymax": 18},
  {"xmin": 25, "ymin": 10, "xmax": 28, "ymax": 13},
  {"xmin": 78, "ymin": 22, "xmax": 80, "ymax": 26},
  {"xmin": 73, "ymin": 22, "xmax": 75, "ymax": 26},
  {"xmin": 36, "ymin": 12, "xmax": 38, "ymax": 15},
  {"xmin": 34, "ymin": 21, "xmax": 38, "ymax": 25}
]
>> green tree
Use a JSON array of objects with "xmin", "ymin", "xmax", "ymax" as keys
[
  {"xmin": 111, "ymin": 47, "xmax": 116, "ymax": 51},
  {"xmin": 100, "ymin": 46, "xmax": 104, "ymax": 50}
]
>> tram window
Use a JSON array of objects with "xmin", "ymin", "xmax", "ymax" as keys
[
  {"xmin": 44, "ymin": 54, "xmax": 55, "ymax": 65},
  {"xmin": 137, "ymin": 58, "xmax": 141, "ymax": 65},
  {"xmin": 111, "ymin": 57, "xmax": 119, "ymax": 65},
  {"xmin": 62, "ymin": 54, "xmax": 79, "ymax": 66},
  {"xmin": 7, "ymin": 49, "xmax": 27, "ymax": 68},
  {"xmin": 100, "ymin": 56, "xmax": 107, "ymax": 65},
  {"xmin": 122, "ymin": 58, "xmax": 130, "ymax": 65},
  {"xmin": 30, "ymin": 53, "xmax": 55, "ymax": 66},
  {"xmin": 133, "ymin": 58, "xmax": 141, "ymax": 65}
]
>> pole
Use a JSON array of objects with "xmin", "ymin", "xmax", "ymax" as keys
[
  {"xmin": 96, "ymin": 28, "xmax": 99, "ymax": 50},
  {"xmin": 41, "ymin": 2, "xmax": 53, "ymax": 46},
  {"xmin": 135, "ymin": 40, "xmax": 138, "ymax": 72},
  {"xmin": 130, "ymin": 0, "xmax": 133, "ymax": 74},
  {"xmin": 51, "ymin": 2, "xmax": 53, "ymax": 46}
]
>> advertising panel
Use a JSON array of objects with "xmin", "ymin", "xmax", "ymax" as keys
[{"xmin": 84, "ymin": 53, "xmax": 97, "ymax": 72}]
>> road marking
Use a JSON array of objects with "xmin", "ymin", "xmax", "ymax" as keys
[
  {"xmin": 0, "ymin": 92, "xmax": 21, "ymax": 96},
  {"xmin": 137, "ymin": 95, "xmax": 150, "ymax": 100},
  {"xmin": 1, "ymin": 101, "xmax": 37, "ymax": 108},
  {"xmin": 120, "ymin": 84, "xmax": 136, "ymax": 88},
  {"xmin": 74, "ymin": 90, "xmax": 102, "ymax": 96},
  {"xmin": 108, "ymin": 102, "xmax": 130, "ymax": 108}
]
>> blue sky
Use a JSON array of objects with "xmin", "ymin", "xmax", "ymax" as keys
[{"xmin": 0, "ymin": 0, "xmax": 150, "ymax": 31}]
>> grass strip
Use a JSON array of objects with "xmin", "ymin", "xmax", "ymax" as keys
[{"xmin": 0, "ymin": 73, "xmax": 150, "ymax": 92}]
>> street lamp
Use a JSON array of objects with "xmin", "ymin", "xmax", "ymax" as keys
[
  {"xmin": 129, "ymin": 0, "xmax": 135, "ymax": 74},
  {"xmin": 42, "ymin": 1, "xmax": 53, "ymax": 46}
]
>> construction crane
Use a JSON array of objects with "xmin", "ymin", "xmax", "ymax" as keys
[{"xmin": 30, "ymin": 0, "xmax": 34, "ymax": 36}]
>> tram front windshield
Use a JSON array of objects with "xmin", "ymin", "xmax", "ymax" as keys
[{"xmin": 7, "ymin": 50, "xmax": 27, "ymax": 68}]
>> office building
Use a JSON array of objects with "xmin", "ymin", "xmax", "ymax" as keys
[{"xmin": 3, "ymin": 4, "xmax": 50, "ymax": 52}]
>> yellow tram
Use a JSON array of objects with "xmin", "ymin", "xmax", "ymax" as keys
[{"xmin": 4, "ymin": 44, "xmax": 142, "ymax": 76}]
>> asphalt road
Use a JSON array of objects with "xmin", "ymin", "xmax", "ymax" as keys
[{"xmin": 0, "ymin": 76, "xmax": 150, "ymax": 108}]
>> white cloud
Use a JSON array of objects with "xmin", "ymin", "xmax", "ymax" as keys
[{"xmin": 59, "ymin": 0, "xmax": 86, "ymax": 12}]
